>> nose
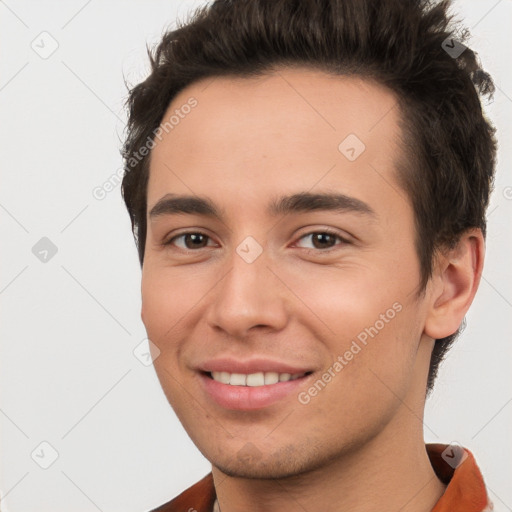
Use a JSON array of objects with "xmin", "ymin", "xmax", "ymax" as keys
[{"xmin": 205, "ymin": 244, "xmax": 288, "ymax": 340}]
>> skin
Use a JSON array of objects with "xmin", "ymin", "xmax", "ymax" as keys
[{"xmin": 141, "ymin": 66, "xmax": 484, "ymax": 512}]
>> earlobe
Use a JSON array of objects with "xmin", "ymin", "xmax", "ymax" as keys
[{"xmin": 424, "ymin": 229, "xmax": 485, "ymax": 340}]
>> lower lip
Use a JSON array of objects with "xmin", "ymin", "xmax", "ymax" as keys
[{"xmin": 199, "ymin": 372, "xmax": 312, "ymax": 411}]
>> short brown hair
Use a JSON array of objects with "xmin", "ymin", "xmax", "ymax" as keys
[{"xmin": 120, "ymin": 0, "xmax": 497, "ymax": 393}]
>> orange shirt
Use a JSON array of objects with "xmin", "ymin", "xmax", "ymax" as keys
[{"xmin": 150, "ymin": 444, "xmax": 492, "ymax": 512}]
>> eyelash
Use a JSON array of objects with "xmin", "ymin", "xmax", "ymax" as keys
[{"xmin": 163, "ymin": 228, "xmax": 350, "ymax": 254}]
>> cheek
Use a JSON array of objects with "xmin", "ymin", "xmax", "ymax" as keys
[
  {"xmin": 140, "ymin": 264, "xmax": 221, "ymax": 382},
  {"xmin": 288, "ymin": 264, "xmax": 403, "ymax": 339},
  {"xmin": 289, "ymin": 265, "xmax": 421, "ymax": 385},
  {"xmin": 140, "ymin": 268, "xmax": 195, "ymax": 408},
  {"xmin": 140, "ymin": 267, "xmax": 192, "ymax": 363},
  {"xmin": 141, "ymin": 265, "xmax": 202, "ymax": 333},
  {"xmin": 297, "ymin": 306, "xmax": 420, "ymax": 442}
]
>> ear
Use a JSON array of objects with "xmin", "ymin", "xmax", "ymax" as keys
[{"xmin": 424, "ymin": 228, "xmax": 485, "ymax": 339}]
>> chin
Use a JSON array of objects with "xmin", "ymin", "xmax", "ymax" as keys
[
  {"xmin": 213, "ymin": 458, "xmax": 309, "ymax": 480},
  {"xmin": 209, "ymin": 441, "xmax": 337, "ymax": 480}
]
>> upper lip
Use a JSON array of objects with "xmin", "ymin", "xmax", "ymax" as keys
[{"xmin": 197, "ymin": 357, "xmax": 313, "ymax": 375}]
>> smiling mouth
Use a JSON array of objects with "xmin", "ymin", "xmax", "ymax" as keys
[{"xmin": 204, "ymin": 370, "xmax": 313, "ymax": 387}]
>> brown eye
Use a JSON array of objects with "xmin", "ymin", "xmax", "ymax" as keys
[
  {"xmin": 295, "ymin": 230, "xmax": 348, "ymax": 251},
  {"xmin": 311, "ymin": 233, "xmax": 337, "ymax": 249},
  {"xmin": 165, "ymin": 232, "xmax": 213, "ymax": 250}
]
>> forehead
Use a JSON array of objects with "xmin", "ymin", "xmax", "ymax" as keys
[
  {"xmin": 157, "ymin": 66, "xmax": 400, "ymax": 139},
  {"xmin": 147, "ymin": 66, "xmax": 407, "ymax": 217}
]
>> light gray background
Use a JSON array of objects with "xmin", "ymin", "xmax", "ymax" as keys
[{"xmin": 1, "ymin": 0, "xmax": 511, "ymax": 511}]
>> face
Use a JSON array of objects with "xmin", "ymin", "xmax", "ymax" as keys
[{"xmin": 141, "ymin": 67, "xmax": 433, "ymax": 479}]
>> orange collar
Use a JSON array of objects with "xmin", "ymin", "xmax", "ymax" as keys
[
  {"xmin": 152, "ymin": 443, "xmax": 492, "ymax": 512},
  {"xmin": 427, "ymin": 443, "xmax": 492, "ymax": 512}
]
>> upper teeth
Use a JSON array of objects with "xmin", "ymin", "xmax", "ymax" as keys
[{"xmin": 211, "ymin": 371, "xmax": 306, "ymax": 386}]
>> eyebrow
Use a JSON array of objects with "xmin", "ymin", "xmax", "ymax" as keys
[{"xmin": 148, "ymin": 191, "xmax": 376, "ymax": 221}]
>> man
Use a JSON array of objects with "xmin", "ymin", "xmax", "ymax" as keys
[{"xmin": 121, "ymin": 0, "xmax": 497, "ymax": 510}]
